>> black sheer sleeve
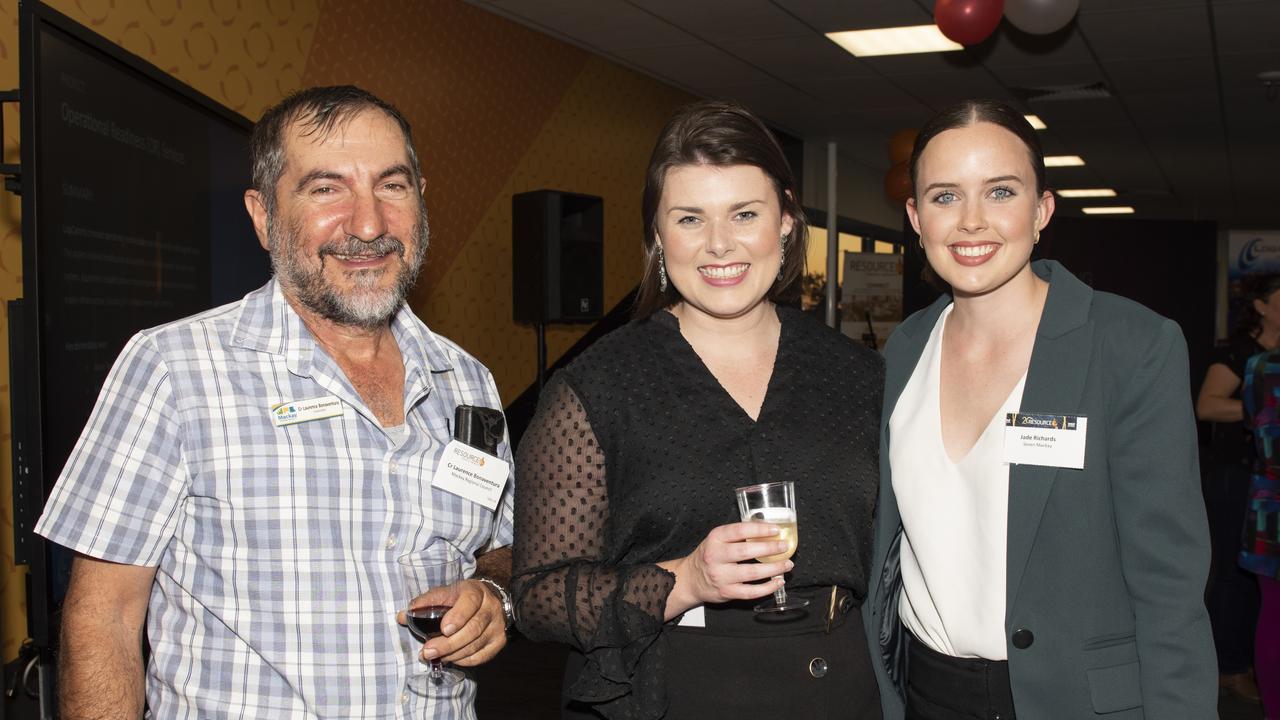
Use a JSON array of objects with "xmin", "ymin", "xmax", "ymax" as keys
[{"xmin": 512, "ymin": 375, "xmax": 676, "ymax": 718}]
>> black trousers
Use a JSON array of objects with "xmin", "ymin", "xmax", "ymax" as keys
[
  {"xmin": 563, "ymin": 588, "xmax": 880, "ymax": 719},
  {"xmin": 1203, "ymin": 461, "xmax": 1260, "ymax": 673},
  {"xmin": 905, "ymin": 636, "xmax": 1016, "ymax": 720}
]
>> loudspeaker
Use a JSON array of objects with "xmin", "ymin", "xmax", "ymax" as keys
[{"xmin": 512, "ymin": 190, "xmax": 604, "ymax": 324}]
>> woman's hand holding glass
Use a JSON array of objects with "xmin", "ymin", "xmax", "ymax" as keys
[{"xmin": 660, "ymin": 521, "xmax": 794, "ymax": 618}]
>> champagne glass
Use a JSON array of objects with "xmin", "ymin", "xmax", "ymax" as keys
[
  {"xmin": 399, "ymin": 550, "xmax": 466, "ymax": 689},
  {"xmin": 735, "ymin": 480, "xmax": 809, "ymax": 613}
]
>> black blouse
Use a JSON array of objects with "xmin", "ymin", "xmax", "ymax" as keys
[{"xmin": 511, "ymin": 305, "xmax": 883, "ymax": 718}]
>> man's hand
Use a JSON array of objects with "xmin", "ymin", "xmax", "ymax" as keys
[{"xmin": 405, "ymin": 579, "xmax": 507, "ymax": 667}]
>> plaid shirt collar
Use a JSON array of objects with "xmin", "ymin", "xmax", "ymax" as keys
[{"xmin": 229, "ymin": 279, "xmax": 456, "ymax": 414}]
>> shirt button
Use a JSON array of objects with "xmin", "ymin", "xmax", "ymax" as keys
[
  {"xmin": 386, "ymin": 536, "xmax": 397, "ymax": 549},
  {"xmin": 390, "ymin": 461, "xmax": 399, "ymax": 473},
  {"xmin": 401, "ymin": 692, "xmax": 409, "ymax": 704}
]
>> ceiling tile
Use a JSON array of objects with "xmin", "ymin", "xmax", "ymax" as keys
[
  {"xmin": 794, "ymin": 75, "xmax": 922, "ymax": 110},
  {"xmin": 632, "ymin": 0, "xmax": 815, "ymax": 40},
  {"xmin": 1211, "ymin": 1, "xmax": 1280, "ymax": 57},
  {"xmin": 770, "ymin": 0, "xmax": 933, "ymax": 33},
  {"xmin": 611, "ymin": 44, "xmax": 778, "ymax": 88},
  {"xmin": 483, "ymin": 0, "xmax": 697, "ymax": 50},
  {"xmin": 981, "ymin": 25, "xmax": 1095, "ymax": 68},
  {"xmin": 1103, "ymin": 56, "xmax": 1217, "ymax": 96},
  {"xmin": 988, "ymin": 62, "xmax": 1102, "ymax": 90},
  {"xmin": 1077, "ymin": 5, "xmax": 1213, "ymax": 61},
  {"xmin": 717, "ymin": 35, "xmax": 876, "ymax": 82},
  {"xmin": 891, "ymin": 70, "xmax": 1016, "ymax": 108}
]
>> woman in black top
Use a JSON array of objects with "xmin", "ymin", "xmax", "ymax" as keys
[
  {"xmin": 1195, "ymin": 273, "xmax": 1280, "ymax": 701},
  {"xmin": 511, "ymin": 100, "xmax": 883, "ymax": 720}
]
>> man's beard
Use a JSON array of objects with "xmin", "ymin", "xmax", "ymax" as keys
[{"xmin": 267, "ymin": 207, "xmax": 429, "ymax": 329}]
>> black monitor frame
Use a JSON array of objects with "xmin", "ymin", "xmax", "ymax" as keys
[{"xmin": 12, "ymin": 0, "xmax": 254, "ymax": 663}]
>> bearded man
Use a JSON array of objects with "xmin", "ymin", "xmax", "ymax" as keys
[{"xmin": 36, "ymin": 86, "xmax": 514, "ymax": 720}]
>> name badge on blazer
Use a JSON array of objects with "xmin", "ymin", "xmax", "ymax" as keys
[{"xmin": 1003, "ymin": 412, "xmax": 1088, "ymax": 469}]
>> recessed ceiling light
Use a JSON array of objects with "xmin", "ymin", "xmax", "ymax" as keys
[
  {"xmin": 1058, "ymin": 188, "xmax": 1116, "ymax": 198},
  {"xmin": 1082, "ymin": 206, "xmax": 1135, "ymax": 215},
  {"xmin": 1045, "ymin": 155, "xmax": 1085, "ymax": 167},
  {"xmin": 826, "ymin": 25, "xmax": 964, "ymax": 57},
  {"xmin": 1024, "ymin": 115, "xmax": 1047, "ymax": 130}
]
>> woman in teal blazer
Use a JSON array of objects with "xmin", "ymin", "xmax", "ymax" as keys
[{"xmin": 863, "ymin": 101, "xmax": 1216, "ymax": 719}]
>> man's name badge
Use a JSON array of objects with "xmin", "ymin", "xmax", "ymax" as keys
[
  {"xmin": 1003, "ymin": 412, "xmax": 1088, "ymax": 469},
  {"xmin": 432, "ymin": 440, "xmax": 510, "ymax": 511},
  {"xmin": 270, "ymin": 395, "xmax": 344, "ymax": 427}
]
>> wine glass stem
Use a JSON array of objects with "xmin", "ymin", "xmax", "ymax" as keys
[
  {"xmin": 773, "ymin": 575, "xmax": 787, "ymax": 606},
  {"xmin": 430, "ymin": 659, "xmax": 445, "ymax": 683}
]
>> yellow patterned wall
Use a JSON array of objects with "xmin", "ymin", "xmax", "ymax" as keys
[
  {"xmin": 298, "ymin": 1, "xmax": 692, "ymax": 400},
  {"xmin": 0, "ymin": 0, "xmax": 691, "ymax": 663},
  {"xmin": 426, "ymin": 56, "xmax": 692, "ymax": 400}
]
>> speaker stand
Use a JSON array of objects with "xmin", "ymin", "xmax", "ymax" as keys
[{"xmin": 536, "ymin": 322, "xmax": 547, "ymax": 394}]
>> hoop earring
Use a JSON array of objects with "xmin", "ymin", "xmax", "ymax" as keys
[
  {"xmin": 1034, "ymin": 230, "xmax": 1041, "ymax": 245},
  {"xmin": 657, "ymin": 244, "xmax": 668, "ymax": 292}
]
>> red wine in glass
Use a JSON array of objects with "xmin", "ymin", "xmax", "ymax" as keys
[{"xmin": 406, "ymin": 606, "xmax": 450, "ymax": 642}]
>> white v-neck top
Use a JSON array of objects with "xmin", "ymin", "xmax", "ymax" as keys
[{"xmin": 890, "ymin": 303, "xmax": 1026, "ymax": 660}]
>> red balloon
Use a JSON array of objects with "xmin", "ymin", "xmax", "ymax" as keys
[
  {"xmin": 884, "ymin": 162, "xmax": 912, "ymax": 204},
  {"xmin": 935, "ymin": 0, "xmax": 1004, "ymax": 46}
]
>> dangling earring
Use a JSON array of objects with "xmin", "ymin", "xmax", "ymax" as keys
[
  {"xmin": 1034, "ymin": 230, "xmax": 1041, "ymax": 245},
  {"xmin": 778, "ymin": 232, "xmax": 788, "ymax": 281},
  {"xmin": 918, "ymin": 236, "xmax": 924, "ymax": 250},
  {"xmin": 656, "ymin": 243, "xmax": 668, "ymax": 292}
]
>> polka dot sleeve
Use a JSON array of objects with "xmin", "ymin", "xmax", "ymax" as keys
[{"xmin": 511, "ymin": 375, "xmax": 675, "ymax": 716}]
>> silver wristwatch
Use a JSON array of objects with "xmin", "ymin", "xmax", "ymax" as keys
[{"xmin": 476, "ymin": 577, "xmax": 515, "ymax": 629}]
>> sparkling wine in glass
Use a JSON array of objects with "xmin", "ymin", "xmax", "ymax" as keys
[
  {"xmin": 735, "ymin": 480, "xmax": 809, "ymax": 613},
  {"xmin": 399, "ymin": 550, "xmax": 465, "ymax": 688}
]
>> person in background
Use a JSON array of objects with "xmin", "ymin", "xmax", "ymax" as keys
[
  {"xmin": 865, "ymin": 99, "xmax": 1216, "ymax": 719},
  {"xmin": 511, "ymin": 100, "xmax": 884, "ymax": 719},
  {"xmin": 1196, "ymin": 274, "xmax": 1280, "ymax": 704},
  {"xmin": 1239, "ymin": 348, "xmax": 1280, "ymax": 719},
  {"xmin": 35, "ymin": 85, "xmax": 514, "ymax": 719}
]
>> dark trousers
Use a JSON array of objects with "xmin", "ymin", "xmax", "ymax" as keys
[
  {"xmin": 563, "ymin": 589, "xmax": 880, "ymax": 719},
  {"xmin": 906, "ymin": 637, "xmax": 1016, "ymax": 720},
  {"xmin": 1204, "ymin": 461, "xmax": 1260, "ymax": 673}
]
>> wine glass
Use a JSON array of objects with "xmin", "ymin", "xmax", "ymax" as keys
[
  {"xmin": 735, "ymin": 480, "xmax": 808, "ymax": 613},
  {"xmin": 399, "ymin": 550, "xmax": 466, "ymax": 689}
]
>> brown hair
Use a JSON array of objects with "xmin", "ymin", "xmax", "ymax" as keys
[
  {"xmin": 909, "ymin": 99, "xmax": 1046, "ymax": 198},
  {"xmin": 633, "ymin": 100, "xmax": 808, "ymax": 319}
]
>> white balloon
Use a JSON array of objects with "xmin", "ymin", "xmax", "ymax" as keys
[{"xmin": 1005, "ymin": 0, "xmax": 1080, "ymax": 34}]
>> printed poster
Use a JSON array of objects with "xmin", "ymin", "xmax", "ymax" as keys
[
  {"xmin": 840, "ymin": 252, "xmax": 902, "ymax": 351},
  {"xmin": 1226, "ymin": 231, "xmax": 1280, "ymax": 337}
]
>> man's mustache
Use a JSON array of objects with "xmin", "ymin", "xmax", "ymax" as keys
[{"xmin": 316, "ymin": 235, "xmax": 406, "ymax": 260}]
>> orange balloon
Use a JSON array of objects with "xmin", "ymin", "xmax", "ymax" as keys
[
  {"xmin": 884, "ymin": 162, "xmax": 912, "ymax": 204},
  {"xmin": 889, "ymin": 128, "xmax": 918, "ymax": 164}
]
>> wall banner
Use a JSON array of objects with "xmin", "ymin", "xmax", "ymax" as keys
[{"xmin": 840, "ymin": 252, "xmax": 902, "ymax": 351}]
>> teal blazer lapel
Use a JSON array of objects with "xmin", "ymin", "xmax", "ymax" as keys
[
  {"xmin": 878, "ymin": 295, "xmax": 951, "ymax": 548},
  {"xmin": 1005, "ymin": 260, "xmax": 1095, "ymax": 612}
]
